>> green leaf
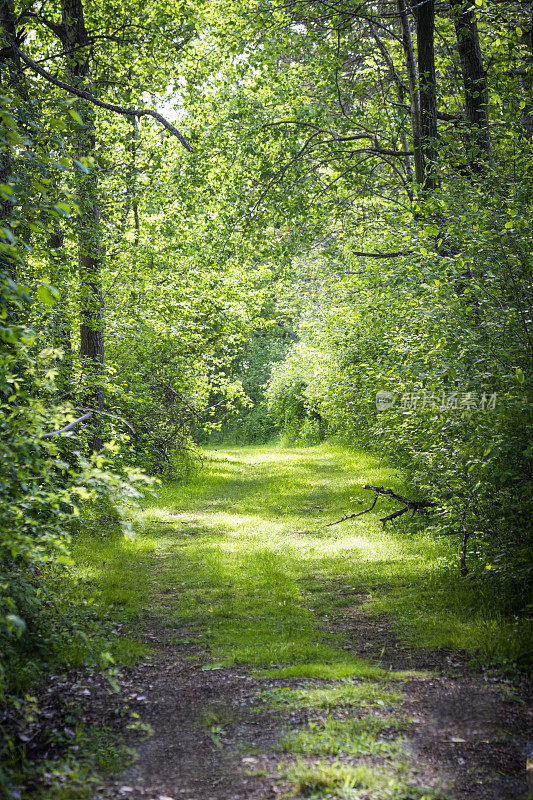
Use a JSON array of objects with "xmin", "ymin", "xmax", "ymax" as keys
[
  {"xmin": 53, "ymin": 202, "xmax": 71, "ymax": 218},
  {"xmin": 0, "ymin": 226, "xmax": 15, "ymax": 243},
  {"xmin": 0, "ymin": 183, "xmax": 13, "ymax": 199},
  {"xmin": 37, "ymin": 284, "xmax": 60, "ymax": 306},
  {"xmin": 74, "ymin": 158, "xmax": 91, "ymax": 174},
  {"xmin": 6, "ymin": 613, "xmax": 26, "ymax": 632},
  {"xmin": 67, "ymin": 107, "xmax": 84, "ymax": 124}
]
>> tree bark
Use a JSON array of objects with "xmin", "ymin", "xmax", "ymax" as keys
[
  {"xmin": 0, "ymin": 0, "xmax": 23, "ymax": 225},
  {"xmin": 0, "ymin": 0, "xmax": 27, "ymax": 290},
  {"xmin": 414, "ymin": 0, "xmax": 438, "ymax": 190},
  {"xmin": 60, "ymin": 0, "xmax": 105, "ymax": 450},
  {"xmin": 449, "ymin": 0, "xmax": 490, "ymax": 171},
  {"xmin": 398, "ymin": 0, "xmax": 425, "ymax": 186},
  {"xmin": 368, "ymin": 20, "xmax": 414, "ymax": 196},
  {"xmin": 128, "ymin": 114, "xmax": 140, "ymax": 246},
  {"xmin": 518, "ymin": 1, "xmax": 533, "ymax": 140}
]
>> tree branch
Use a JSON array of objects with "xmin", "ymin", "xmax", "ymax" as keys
[
  {"xmin": 39, "ymin": 412, "xmax": 93, "ymax": 439},
  {"xmin": 73, "ymin": 406, "xmax": 136, "ymax": 433},
  {"xmin": 326, "ymin": 495, "xmax": 378, "ymax": 526},
  {"xmin": 326, "ymin": 484, "xmax": 437, "ymax": 527},
  {"xmin": 11, "ymin": 41, "xmax": 194, "ymax": 151},
  {"xmin": 350, "ymin": 249, "xmax": 411, "ymax": 258}
]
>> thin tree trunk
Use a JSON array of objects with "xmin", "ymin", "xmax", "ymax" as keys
[
  {"xmin": 130, "ymin": 116, "xmax": 140, "ymax": 246},
  {"xmin": 60, "ymin": 0, "xmax": 105, "ymax": 450},
  {"xmin": 0, "ymin": 0, "xmax": 23, "ymax": 225},
  {"xmin": 398, "ymin": 0, "xmax": 425, "ymax": 186},
  {"xmin": 449, "ymin": 0, "xmax": 490, "ymax": 171},
  {"xmin": 414, "ymin": 0, "xmax": 438, "ymax": 190},
  {"xmin": 48, "ymin": 229, "xmax": 74, "ymax": 391},
  {"xmin": 0, "ymin": 0, "xmax": 27, "ymax": 290},
  {"xmin": 518, "ymin": 1, "xmax": 533, "ymax": 140},
  {"xmin": 460, "ymin": 515, "xmax": 469, "ymax": 576},
  {"xmin": 368, "ymin": 21, "xmax": 414, "ymax": 196},
  {"xmin": 0, "ymin": 9, "xmax": 14, "ymax": 243}
]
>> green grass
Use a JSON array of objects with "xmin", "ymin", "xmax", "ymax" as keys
[
  {"xmin": 257, "ymin": 661, "xmax": 391, "ymax": 680},
  {"xmin": 71, "ymin": 443, "xmax": 527, "ymax": 665},
  {"xmin": 258, "ymin": 680, "xmax": 401, "ymax": 710},
  {"xmin": 282, "ymin": 712, "xmax": 403, "ymax": 758},
  {"xmin": 62, "ymin": 443, "xmax": 527, "ymax": 798},
  {"xmin": 284, "ymin": 759, "xmax": 445, "ymax": 799}
]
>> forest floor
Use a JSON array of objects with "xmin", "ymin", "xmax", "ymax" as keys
[{"xmin": 64, "ymin": 445, "xmax": 531, "ymax": 800}]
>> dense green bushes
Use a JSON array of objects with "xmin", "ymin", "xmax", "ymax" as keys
[
  {"xmin": 0, "ymin": 266, "xmax": 149, "ymax": 696},
  {"xmin": 265, "ymin": 184, "xmax": 533, "ymax": 612}
]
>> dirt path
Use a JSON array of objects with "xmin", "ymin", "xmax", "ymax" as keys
[
  {"xmin": 90, "ymin": 446, "xmax": 531, "ymax": 800},
  {"xmin": 97, "ymin": 624, "xmax": 532, "ymax": 800}
]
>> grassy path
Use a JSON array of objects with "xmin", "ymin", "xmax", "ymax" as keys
[{"xmin": 72, "ymin": 445, "xmax": 530, "ymax": 800}]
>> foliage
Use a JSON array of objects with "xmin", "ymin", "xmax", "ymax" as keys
[
  {"xmin": 0, "ymin": 73, "xmax": 151, "ymax": 795},
  {"xmin": 1, "ymin": 0, "xmax": 532, "ymax": 790},
  {"xmin": 264, "ymin": 178, "xmax": 532, "ymax": 607}
]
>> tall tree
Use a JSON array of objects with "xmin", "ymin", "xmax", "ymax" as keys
[
  {"xmin": 415, "ymin": 0, "xmax": 438, "ymax": 190},
  {"xmin": 398, "ymin": 0, "xmax": 424, "ymax": 186},
  {"xmin": 8, "ymin": 0, "xmax": 194, "ymax": 448},
  {"xmin": 0, "ymin": 0, "xmax": 25, "ymax": 243},
  {"xmin": 59, "ymin": 0, "xmax": 105, "ymax": 449},
  {"xmin": 449, "ymin": 0, "xmax": 490, "ymax": 172}
]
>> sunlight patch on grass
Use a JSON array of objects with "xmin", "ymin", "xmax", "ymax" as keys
[
  {"xmin": 65, "ymin": 442, "xmax": 515, "ymax": 800},
  {"xmin": 283, "ymin": 758, "xmax": 442, "ymax": 800},
  {"xmin": 256, "ymin": 661, "xmax": 389, "ymax": 680},
  {"xmin": 72, "ymin": 441, "xmax": 525, "ymax": 675},
  {"xmin": 285, "ymin": 759, "xmax": 378, "ymax": 798}
]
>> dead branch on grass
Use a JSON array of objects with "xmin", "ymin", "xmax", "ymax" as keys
[{"xmin": 327, "ymin": 485, "xmax": 437, "ymax": 527}]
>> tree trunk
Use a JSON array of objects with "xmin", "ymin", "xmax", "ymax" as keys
[
  {"xmin": 60, "ymin": 0, "xmax": 105, "ymax": 450},
  {"xmin": 0, "ymin": 0, "xmax": 28, "ymax": 293},
  {"xmin": 398, "ymin": 0, "xmax": 425, "ymax": 186},
  {"xmin": 449, "ymin": 0, "xmax": 490, "ymax": 172},
  {"xmin": 414, "ymin": 0, "xmax": 438, "ymax": 190},
  {"xmin": 519, "ymin": 1, "xmax": 533, "ymax": 140},
  {"xmin": 129, "ymin": 116, "xmax": 140, "ymax": 246},
  {"xmin": 0, "ymin": 0, "xmax": 23, "ymax": 227},
  {"xmin": 368, "ymin": 20, "xmax": 414, "ymax": 196},
  {"xmin": 48, "ymin": 229, "xmax": 74, "ymax": 391}
]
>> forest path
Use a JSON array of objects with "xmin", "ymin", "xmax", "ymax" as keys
[{"xmin": 98, "ymin": 445, "xmax": 530, "ymax": 800}]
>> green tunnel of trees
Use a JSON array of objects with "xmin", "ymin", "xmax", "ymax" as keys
[{"xmin": 0, "ymin": 0, "xmax": 531, "ymax": 702}]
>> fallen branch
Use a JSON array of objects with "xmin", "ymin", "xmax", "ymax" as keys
[
  {"xmin": 326, "ymin": 495, "xmax": 378, "ymax": 526},
  {"xmin": 326, "ymin": 484, "xmax": 437, "ymax": 527}
]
